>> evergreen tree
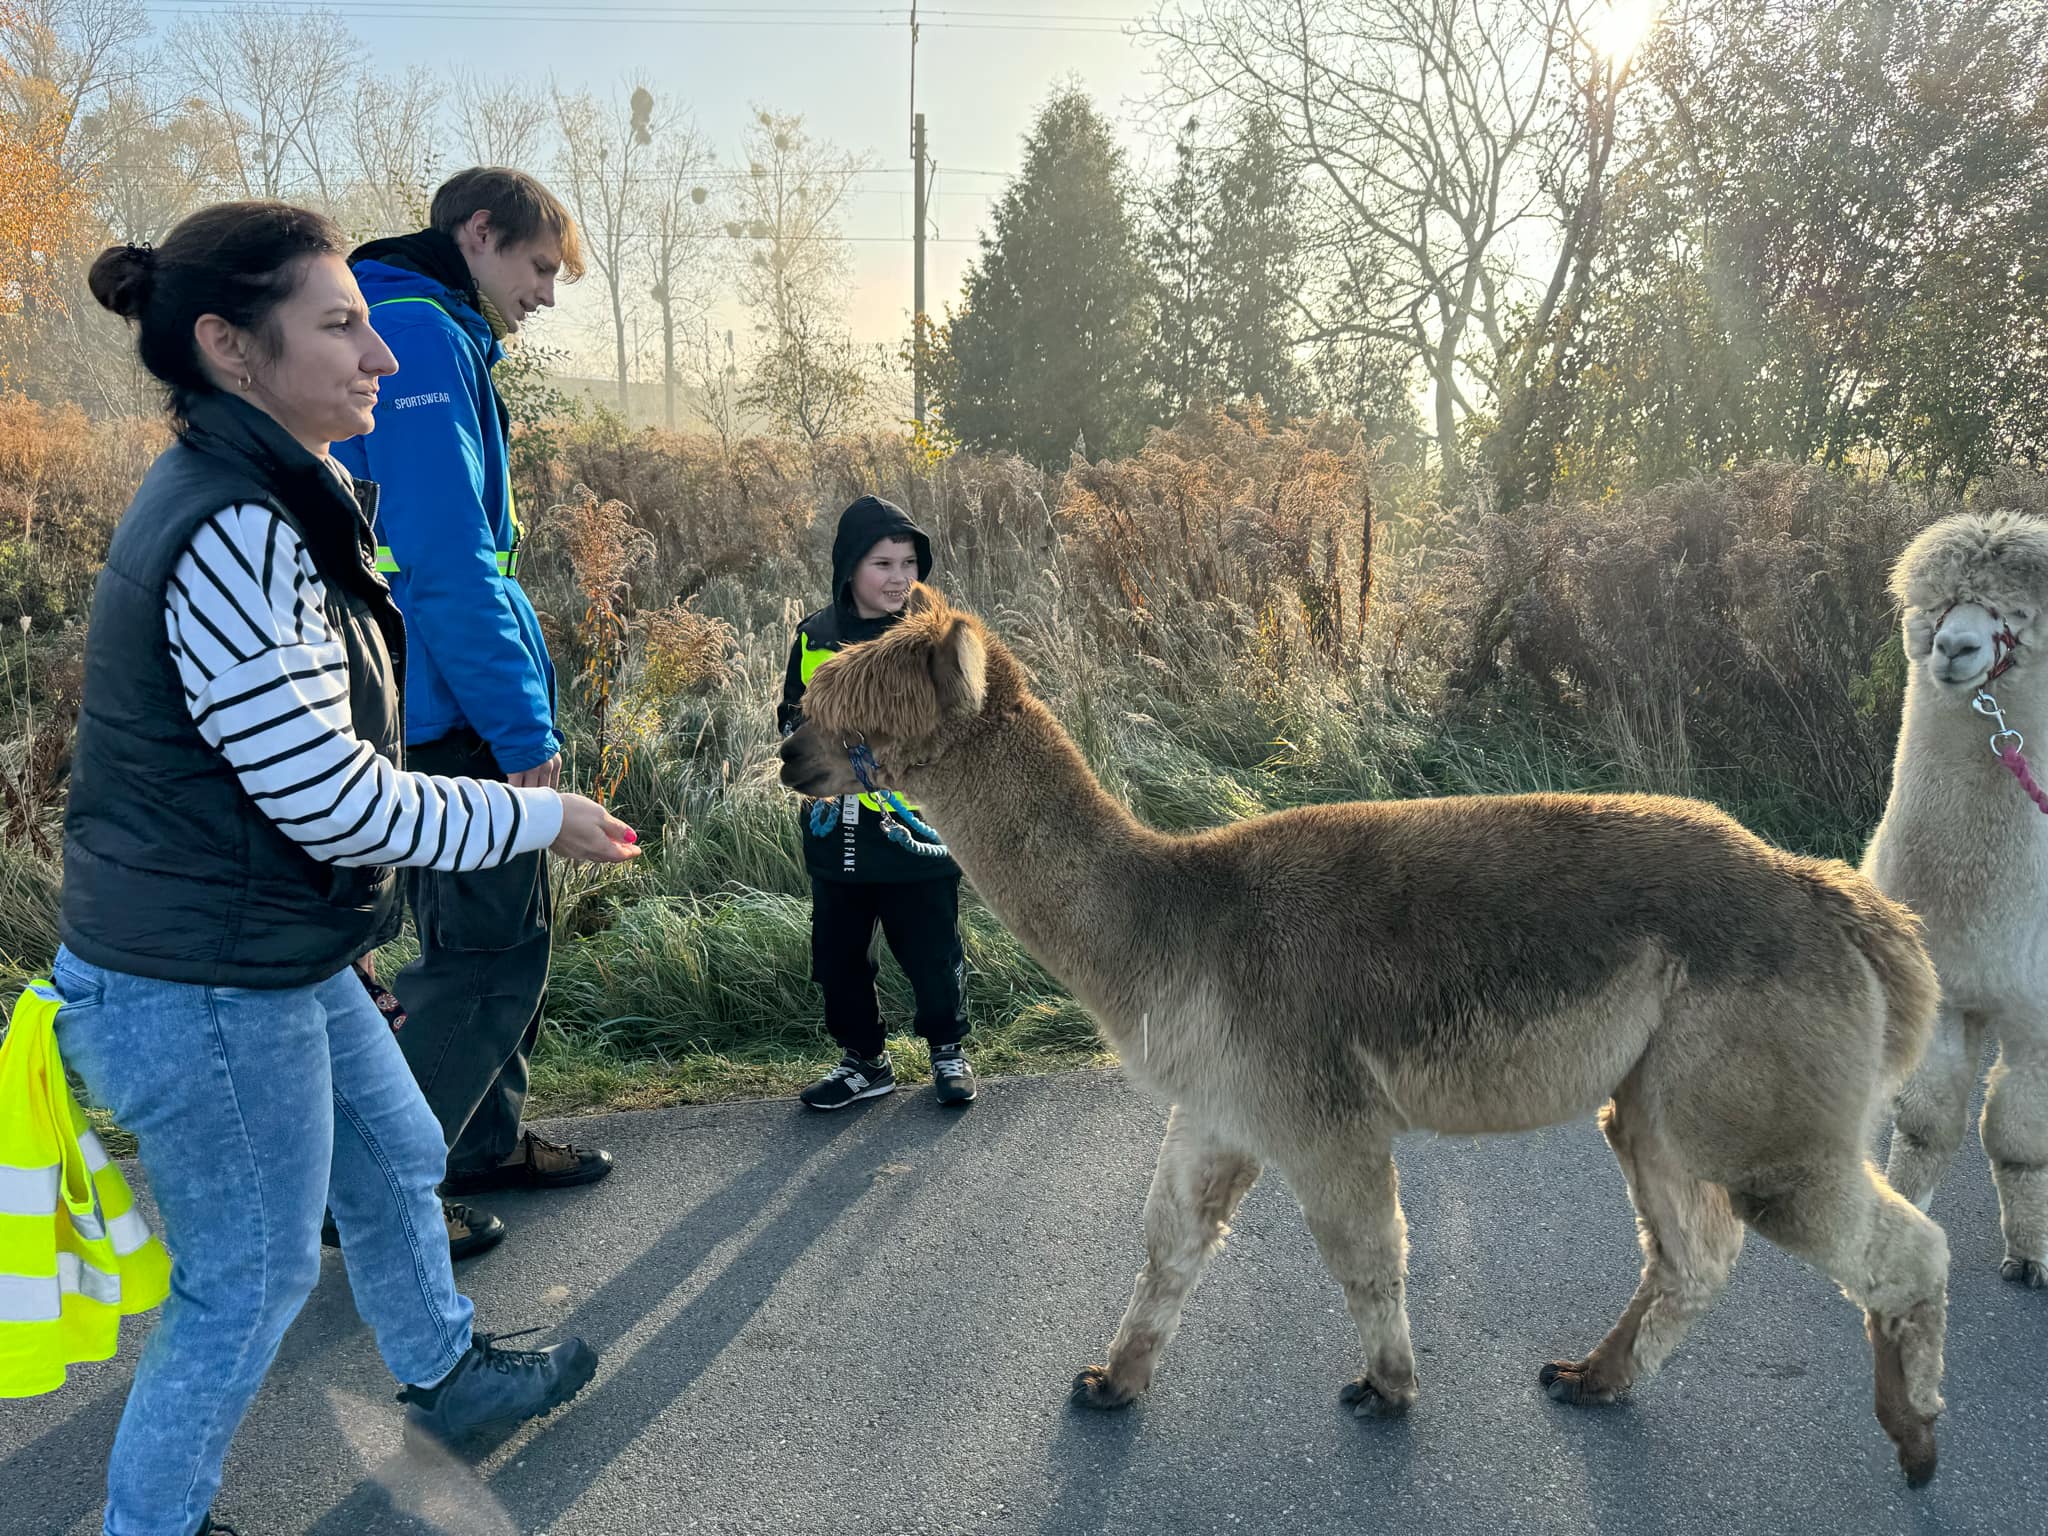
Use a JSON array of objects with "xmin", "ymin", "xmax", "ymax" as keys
[{"xmin": 936, "ymin": 89, "xmax": 1157, "ymax": 464}]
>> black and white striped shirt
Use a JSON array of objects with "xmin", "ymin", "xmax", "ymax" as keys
[{"xmin": 164, "ymin": 504, "xmax": 562, "ymax": 870}]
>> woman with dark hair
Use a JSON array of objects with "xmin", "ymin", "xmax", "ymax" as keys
[{"xmin": 53, "ymin": 201, "xmax": 637, "ymax": 1536}]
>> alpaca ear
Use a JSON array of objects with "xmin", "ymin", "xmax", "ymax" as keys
[
  {"xmin": 930, "ymin": 615, "xmax": 988, "ymax": 719},
  {"xmin": 903, "ymin": 582, "xmax": 946, "ymax": 619}
]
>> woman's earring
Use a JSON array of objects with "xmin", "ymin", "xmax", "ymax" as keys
[{"xmin": 238, "ymin": 373, "xmax": 252, "ymax": 391}]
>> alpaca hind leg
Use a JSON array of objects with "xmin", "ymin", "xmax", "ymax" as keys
[
  {"xmin": 1885, "ymin": 1007, "xmax": 1983, "ymax": 1211},
  {"xmin": 1979, "ymin": 1033, "xmax": 2048, "ymax": 1288},
  {"xmin": 1733, "ymin": 1161, "xmax": 1949, "ymax": 1487},
  {"xmin": 1542, "ymin": 1095, "xmax": 1744, "ymax": 1406},
  {"xmin": 1074, "ymin": 1106, "xmax": 1261, "ymax": 1409},
  {"xmin": 1287, "ymin": 1147, "xmax": 1418, "ymax": 1418}
]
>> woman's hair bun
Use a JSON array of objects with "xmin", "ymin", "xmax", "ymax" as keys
[{"xmin": 88, "ymin": 243, "xmax": 158, "ymax": 321}]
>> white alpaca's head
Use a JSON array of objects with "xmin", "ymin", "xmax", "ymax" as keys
[{"xmin": 1891, "ymin": 511, "xmax": 2048, "ymax": 696}]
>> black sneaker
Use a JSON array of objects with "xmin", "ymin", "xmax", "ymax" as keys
[
  {"xmin": 319, "ymin": 1201, "xmax": 505, "ymax": 1263},
  {"xmin": 396, "ymin": 1328, "xmax": 598, "ymax": 1444},
  {"xmin": 196, "ymin": 1515, "xmax": 240, "ymax": 1535},
  {"xmin": 799, "ymin": 1051, "xmax": 895, "ymax": 1110},
  {"xmin": 931, "ymin": 1043, "xmax": 978, "ymax": 1106}
]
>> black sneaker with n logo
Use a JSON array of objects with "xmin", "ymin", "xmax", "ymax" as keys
[
  {"xmin": 931, "ymin": 1042, "xmax": 978, "ymax": 1106},
  {"xmin": 799, "ymin": 1051, "xmax": 895, "ymax": 1110}
]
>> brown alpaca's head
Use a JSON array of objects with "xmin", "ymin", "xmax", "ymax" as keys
[
  {"xmin": 779, "ymin": 583, "xmax": 993, "ymax": 798},
  {"xmin": 1892, "ymin": 510, "xmax": 2048, "ymax": 695}
]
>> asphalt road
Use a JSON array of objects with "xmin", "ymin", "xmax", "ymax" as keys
[{"xmin": 4, "ymin": 1068, "xmax": 2043, "ymax": 1535}]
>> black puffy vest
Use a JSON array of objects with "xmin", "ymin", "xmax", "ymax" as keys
[{"xmin": 60, "ymin": 393, "xmax": 408, "ymax": 988}]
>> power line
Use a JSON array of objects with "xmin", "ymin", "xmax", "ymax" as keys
[
  {"xmin": 141, "ymin": 2, "xmax": 1139, "ymax": 15},
  {"xmin": 141, "ymin": 3, "xmax": 1135, "ymax": 30}
]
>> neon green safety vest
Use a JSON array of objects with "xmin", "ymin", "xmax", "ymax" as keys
[
  {"xmin": 0, "ymin": 982, "xmax": 171, "ymax": 1397},
  {"xmin": 364, "ymin": 296, "xmax": 524, "ymax": 580},
  {"xmin": 798, "ymin": 631, "xmax": 919, "ymax": 815}
]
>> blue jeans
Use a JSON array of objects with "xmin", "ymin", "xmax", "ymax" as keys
[{"xmin": 51, "ymin": 946, "xmax": 475, "ymax": 1536}]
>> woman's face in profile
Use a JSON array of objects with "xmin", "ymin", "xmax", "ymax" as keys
[{"xmin": 242, "ymin": 254, "xmax": 398, "ymax": 452}]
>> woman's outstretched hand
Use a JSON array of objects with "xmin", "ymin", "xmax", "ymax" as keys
[{"xmin": 550, "ymin": 793, "xmax": 642, "ymax": 863}]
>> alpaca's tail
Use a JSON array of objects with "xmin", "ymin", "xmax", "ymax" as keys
[{"xmin": 1820, "ymin": 873, "xmax": 1942, "ymax": 1092}]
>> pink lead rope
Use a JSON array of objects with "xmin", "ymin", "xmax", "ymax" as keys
[
  {"xmin": 1996, "ymin": 741, "xmax": 2048, "ymax": 816},
  {"xmin": 1973, "ymin": 690, "xmax": 2048, "ymax": 816}
]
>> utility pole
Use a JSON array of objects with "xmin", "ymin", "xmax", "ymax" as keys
[
  {"xmin": 909, "ymin": 2, "xmax": 928, "ymax": 426},
  {"xmin": 913, "ymin": 112, "xmax": 929, "ymax": 426}
]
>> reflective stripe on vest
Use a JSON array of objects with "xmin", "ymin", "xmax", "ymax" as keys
[
  {"xmin": 797, "ymin": 632, "xmax": 914, "ymax": 815},
  {"xmin": 0, "ymin": 983, "xmax": 173, "ymax": 1397},
  {"xmin": 366, "ymin": 295, "xmax": 523, "ymax": 581}
]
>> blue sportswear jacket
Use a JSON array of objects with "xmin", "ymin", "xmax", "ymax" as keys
[{"xmin": 331, "ymin": 258, "xmax": 560, "ymax": 772}]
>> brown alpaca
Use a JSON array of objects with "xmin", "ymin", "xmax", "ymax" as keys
[{"xmin": 778, "ymin": 587, "xmax": 1952, "ymax": 1485}]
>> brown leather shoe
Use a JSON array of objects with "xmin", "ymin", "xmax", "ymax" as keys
[
  {"xmin": 444, "ymin": 1201, "xmax": 507, "ymax": 1262},
  {"xmin": 441, "ymin": 1131, "xmax": 615, "ymax": 1195},
  {"xmin": 320, "ymin": 1201, "xmax": 504, "ymax": 1263}
]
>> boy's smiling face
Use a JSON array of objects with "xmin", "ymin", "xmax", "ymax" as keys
[{"xmin": 849, "ymin": 536, "xmax": 921, "ymax": 619}]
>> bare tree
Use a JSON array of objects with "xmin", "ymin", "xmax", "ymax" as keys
[
  {"xmin": 168, "ymin": 6, "xmax": 354, "ymax": 201},
  {"xmin": 645, "ymin": 125, "xmax": 715, "ymax": 430},
  {"xmin": 688, "ymin": 322, "xmax": 745, "ymax": 455},
  {"xmin": 450, "ymin": 69, "xmax": 551, "ymax": 169},
  {"xmin": 553, "ymin": 79, "xmax": 662, "ymax": 411},
  {"xmin": 743, "ymin": 298, "xmax": 875, "ymax": 446},
  {"xmin": 0, "ymin": 0, "xmax": 147, "ymax": 168},
  {"xmin": 1148, "ymin": 0, "xmax": 1598, "ymax": 483},
  {"xmin": 345, "ymin": 65, "xmax": 440, "ymax": 237},
  {"xmin": 86, "ymin": 87, "xmax": 234, "ymax": 241},
  {"xmin": 725, "ymin": 107, "xmax": 863, "ymax": 343}
]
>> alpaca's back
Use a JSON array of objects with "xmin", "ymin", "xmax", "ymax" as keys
[{"xmin": 1152, "ymin": 791, "xmax": 1923, "ymax": 1140}]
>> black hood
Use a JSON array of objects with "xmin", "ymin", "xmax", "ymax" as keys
[
  {"xmin": 830, "ymin": 496, "xmax": 933, "ymax": 612},
  {"xmin": 350, "ymin": 227, "xmax": 480, "ymax": 311}
]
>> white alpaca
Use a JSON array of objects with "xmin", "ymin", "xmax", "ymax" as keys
[{"xmin": 1867, "ymin": 509, "xmax": 2048, "ymax": 1288}]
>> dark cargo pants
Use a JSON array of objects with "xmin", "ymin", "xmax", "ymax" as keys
[{"xmin": 391, "ymin": 728, "xmax": 553, "ymax": 1180}]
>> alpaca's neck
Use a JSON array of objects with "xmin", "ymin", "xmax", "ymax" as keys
[
  {"xmin": 1889, "ymin": 670, "xmax": 2048, "ymax": 849},
  {"xmin": 1897, "ymin": 669, "xmax": 2048, "ymax": 779},
  {"xmin": 904, "ymin": 698, "xmax": 1187, "ymax": 1037}
]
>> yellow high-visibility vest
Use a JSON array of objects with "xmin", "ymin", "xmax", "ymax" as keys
[
  {"xmin": 798, "ymin": 631, "xmax": 919, "ymax": 815},
  {"xmin": 0, "ymin": 982, "xmax": 171, "ymax": 1398}
]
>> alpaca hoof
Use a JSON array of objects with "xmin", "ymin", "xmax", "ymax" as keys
[
  {"xmin": 1071, "ymin": 1365, "xmax": 1139, "ymax": 1411},
  {"xmin": 1540, "ymin": 1359, "xmax": 1623, "ymax": 1407},
  {"xmin": 1339, "ymin": 1376, "xmax": 1413, "ymax": 1419},
  {"xmin": 1999, "ymin": 1256, "xmax": 2045, "ymax": 1289}
]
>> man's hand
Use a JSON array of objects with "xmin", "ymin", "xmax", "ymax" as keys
[{"xmin": 508, "ymin": 753, "xmax": 562, "ymax": 790}]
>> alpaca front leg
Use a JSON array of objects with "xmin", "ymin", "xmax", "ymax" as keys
[
  {"xmin": 1980, "ymin": 1036, "xmax": 2048, "ymax": 1288},
  {"xmin": 1074, "ymin": 1107, "xmax": 1261, "ymax": 1409},
  {"xmin": 1291, "ymin": 1149, "xmax": 1418, "ymax": 1418}
]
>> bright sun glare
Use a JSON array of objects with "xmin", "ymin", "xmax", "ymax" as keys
[{"xmin": 1586, "ymin": 0, "xmax": 1662, "ymax": 63}]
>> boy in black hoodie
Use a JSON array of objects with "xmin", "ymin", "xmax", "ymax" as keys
[{"xmin": 778, "ymin": 496, "xmax": 977, "ymax": 1109}]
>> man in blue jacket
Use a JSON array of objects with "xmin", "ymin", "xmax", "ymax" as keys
[{"xmin": 333, "ymin": 167, "xmax": 613, "ymax": 1261}]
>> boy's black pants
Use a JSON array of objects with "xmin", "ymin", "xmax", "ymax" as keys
[{"xmin": 810, "ymin": 874, "xmax": 967, "ymax": 1061}]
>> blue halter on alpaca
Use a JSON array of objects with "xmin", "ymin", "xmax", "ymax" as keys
[
  {"xmin": 852, "ymin": 743, "xmax": 950, "ymax": 856},
  {"xmin": 826, "ymin": 741, "xmax": 950, "ymax": 857}
]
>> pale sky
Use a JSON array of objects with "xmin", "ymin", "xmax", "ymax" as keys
[{"xmin": 141, "ymin": 2, "xmax": 1173, "ymax": 377}]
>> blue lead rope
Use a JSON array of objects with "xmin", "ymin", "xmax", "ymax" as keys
[{"xmin": 847, "ymin": 744, "xmax": 950, "ymax": 858}]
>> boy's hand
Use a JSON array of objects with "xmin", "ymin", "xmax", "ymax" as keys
[{"xmin": 550, "ymin": 794, "xmax": 641, "ymax": 863}]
